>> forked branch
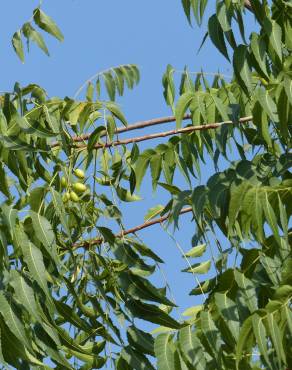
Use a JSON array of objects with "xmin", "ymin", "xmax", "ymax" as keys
[{"xmin": 74, "ymin": 116, "xmax": 253, "ymax": 150}]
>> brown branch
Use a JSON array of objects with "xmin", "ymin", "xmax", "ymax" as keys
[
  {"xmin": 74, "ymin": 116, "xmax": 252, "ymax": 150},
  {"xmin": 72, "ymin": 206, "xmax": 193, "ymax": 249},
  {"xmin": 51, "ymin": 114, "xmax": 192, "ymax": 148},
  {"xmin": 244, "ymin": 0, "xmax": 253, "ymax": 12}
]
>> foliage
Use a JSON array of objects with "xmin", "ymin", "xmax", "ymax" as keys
[{"xmin": 0, "ymin": 0, "xmax": 291, "ymax": 369}]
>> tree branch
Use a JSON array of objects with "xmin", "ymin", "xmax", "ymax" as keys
[
  {"xmin": 74, "ymin": 116, "xmax": 252, "ymax": 150},
  {"xmin": 72, "ymin": 206, "xmax": 193, "ymax": 249},
  {"xmin": 51, "ymin": 114, "xmax": 192, "ymax": 148},
  {"xmin": 244, "ymin": 0, "xmax": 253, "ymax": 12}
]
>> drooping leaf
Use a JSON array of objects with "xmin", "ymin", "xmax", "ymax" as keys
[{"xmin": 33, "ymin": 8, "xmax": 64, "ymax": 41}]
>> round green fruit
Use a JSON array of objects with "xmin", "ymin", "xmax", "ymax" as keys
[
  {"xmin": 72, "ymin": 182, "xmax": 87, "ymax": 193},
  {"xmin": 63, "ymin": 192, "xmax": 70, "ymax": 203},
  {"xmin": 74, "ymin": 168, "xmax": 85, "ymax": 179},
  {"xmin": 70, "ymin": 191, "xmax": 80, "ymax": 202},
  {"xmin": 61, "ymin": 177, "xmax": 67, "ymax": 187}
]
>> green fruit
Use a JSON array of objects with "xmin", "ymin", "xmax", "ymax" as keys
[
  {"xmin": 63, "ymin": 192, "xmax": 70, "ymax": 203},
  {"xmin": 61, "ymin": 177, "xmax": 67, "ymax": 187},
  {"xmin": 70, "ymin": 191, "xmax": 80, "ymax": 202},
  {"xmin": 74, "ymin": 168, "xmax": 85, "ymax": 179},
  {"xmin": 72, "ymin": 182, "xmax": 87, "ymax": 193}
]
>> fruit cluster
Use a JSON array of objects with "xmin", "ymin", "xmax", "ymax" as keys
[{"xmin": 61, "ymin": 169, "xmax": 88, "ymax": 203}]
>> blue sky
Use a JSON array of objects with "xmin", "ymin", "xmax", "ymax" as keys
[{"xmin": 1, "ymin": 1, "xmax": 253, "ymax": 322}]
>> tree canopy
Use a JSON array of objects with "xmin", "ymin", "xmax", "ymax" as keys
[{"xmin": 0, "ymin": 0, "xmax": 291, "ymax": 369}]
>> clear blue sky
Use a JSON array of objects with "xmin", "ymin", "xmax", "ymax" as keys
[{"xmin": 1, "ymin": 1, "xmax": 253, "ymax": 320}]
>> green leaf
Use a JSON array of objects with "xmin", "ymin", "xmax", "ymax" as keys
[
  {"xmin": 121, "ymin": 346, "xmax": 155, "ymax": 370},
  {"xmin": 0, "ymin": 292, "xmax": 32, "ymax": 352},
  {"xmin": 182, "ymin": 260, "xmax": 211, "ymax": 274},
  {"xmin": 250, "ymin": 33, "xmax": 268, "ymax": 78},
  {"xmin": 184, "ymin": 243, "xmax": 207, "ymax": 258},
  {"xmin": 175, "ymin": 92, "xmax": 193, "ymax": 128},
  {"xmin": 12, "ymin": 30, "xmax": 24, "ymax": 62},
  {"xmin": 22, "ymin": 22, "xmax": 49, "ymax": 55},
  {"xmin": 182, "ymin": 305, "xmax": 203, "ymax": 317},
  {"xmin": 106, "ymin": 102, "xmax": 127, "ymax": 126},
  {"xmin": 208, "ymin": 14, "xmax": 229, "ymax": 61},
  {"xmin": 264, "ymin": 19, "xmax": 282, "ymax": 62},
  {"xmin": 252, "ymin": 314, "xmax": 271, "ymax": 368},
  {"xmin": 116, "ymin": 186, "xmax": 141, "ymax": 202},
  {"xmin": 144, "ymin": 204, "xmax": 164, "ymax": 222},
  {"xmin": 210, "ymin": 93, "xmax": 230, "ymax": 121},
  {"xmin": 236, "ymin": 316, "xmax": 253, "ymax": 369},
  {"xmin": 0, "ymin": 134, "xmax": 36, "ymax": 151},
  {"xmin": 10, "ymin": 270, "xmax": 43, "ymax": 323},
  {"xmin": 97, "ymin": 226, "xmax": 115, "ymax": 244},
  {"xmin": 200, "ymin": 311, "xmax": 221, "ymax": 361},
  {"xmin": 266, "ymin": 312, "xmax": 286, "ymax": 367},
  {"xmin": 283, "ymin": 76, "xmax": 292, "ymax": 105},
  {"xmin": 234, "ymin": 270, "xmax": 258, "ymax": 313},
  {"xmin": 215, "ymin": 293, "xmax": 240, "ymax": 341},
  {"xmin": 30, "ymin": 211, "xmax": 59, "ymax": 264},
  {"xmin": 255, "ymin": 88, "xmax": 278, "ymax": 122},
  {"xmin": 87, "ymin": 126, "xmax": 105, "ymax": 152},
  {"xmin": 86, "ymin": 82, "xmax": 94, "ymax": 101},
  {"xmin": 54, "ymin": 300, "xmax": 91, "ymax": 333},
  {"xmin": 233, "ymin": 45, "xmax": 252, "ymax": 95},
  {"xmin": 119, "ymin": 272, "xmax": 176, "ymax": 306},
  {"xmin": 126, "ymin": 299, "xmax": 181, "ymax": 329},
  {"xmin": 14, "ymin": 226, "xmax": 54, "ymax": 312},
  {"xmin": 103, "ymin": 71, "xmax": 116, "ymax": 101},
  {"xmin": 33, "ymin": 8, "xmax": 64, "ymax": 41},
  {"xmin": 127, "ymin": 326, "xmax": 154, "ymax": 356},
  {"xmin": 179, "ymin": 326, "xmax": 206, "ymax": 369},
  {"xmin": 155, "ymin": 333, "xmax": 181, "ymax": 370},
  {"xmin": 50, "ymin": 188, "xmax": 70, "ymax": 236}
]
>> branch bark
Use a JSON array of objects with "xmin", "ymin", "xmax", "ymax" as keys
[
  {"xmin": 72, "ymin": 206, "xmax": 193, "ymax": 249},
  {"xmin": 52, "ymin": 114, "xmax": 192, "ymax": 148},
  {"xmin": 74, "ymin": 116, "xmax": 252, "ymax": 150},
  {"xmin": 244, "ymin": 0, "xmax": 253, "ymax": 11}
]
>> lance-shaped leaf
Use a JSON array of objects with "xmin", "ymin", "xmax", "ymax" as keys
[
  {"xmin": 12, "ymin": 30, "xmax": 24, "ymax": 62},
  {"xmin": 175, "ymin": 92, "xmax": 193, "ymax": 128},
  {"xmin": 121, "ymin": 346, "xmax": 155, "ymax": 370},
  {"xmin": 33, "ymin": 8, "xmax": 64, "ymax": 41},
  {"xmin": 255, "ymin": 87, "xmax": 278, "ymax": 122},
  {"xmin": 184, "ymin": 243, "xmax": 206, "ymax": 258},
  {"xmin": 250, "ymin": 32, "xmax": 269, "ymax": 78},
  {"xmin": 252, "ymin": 314, "xmax": 272, "ymax": 368},
  {"xmin": 234, "ymin": 270, "xmax": 258, "ymax": 313},
  {"xmin": 126, "ymin": 299, "xmax": 181, "ymax": 329},
  {"xmin": 154, "ymin": 333, "xmax": 181, "ymax": 370},
  {"xmin": 208, "ymin": 14, "xmax": 229, "ymax": 61},
  {"xmin": 118, "ymin": 272, "xmax": 176, "ymax": 306},
  {"xmin": 22, "ymin": 22, "xmax": 49, "ymax": 56},
  {"xmin": 14, "ymin": 225, "xmax": 54, "ymax": 312},
  {"xmin": 215, "ymin": 293, "xmax": 240, "ymax": 341},
  {"xmin": 264, "ymin": 19, "xmax": 282, "ymax": 62},
  {"xmin": 233, "ymin": 45, "xmax": 252, "ymax": 95},
  {"xmin": 127, "ymin": 326, "xmax": 154, "ymax": 356},
  {"xmin": 10, "ymin": 271, "xmax": 42, "ymax": 322},
  {"xmin": 0, "ymin": 292, "xmax": 33, "ymax": 352},
  {"xmin": 106, "ymin": 102, "xmax": 127, "ymax": 126},
  {"xmin": 30, "ymin": 210, "xmax": 59, "ymax": 264},
  {"xmin": 178, "ymin": 325, "xmax": 206, "ymax": 369},
  {"xmin": 182, "ymin": 260, "xmax": 211, "ymax": 274}
]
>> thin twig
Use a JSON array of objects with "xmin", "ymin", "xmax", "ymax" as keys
[
  {"xmin": 73, "ymin": 64, "xmax": 136, "ymax": 99},
  {"xmin": 51, "ymin": 114, "xmax": 192, "ymax": 147},
  {"xmin": 74, "ymin": 116, "xmax": 252, "ymax": 150},
  {"xmin": 72, "ymin": 207, "xmax": 193, "ymax": 249}
]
